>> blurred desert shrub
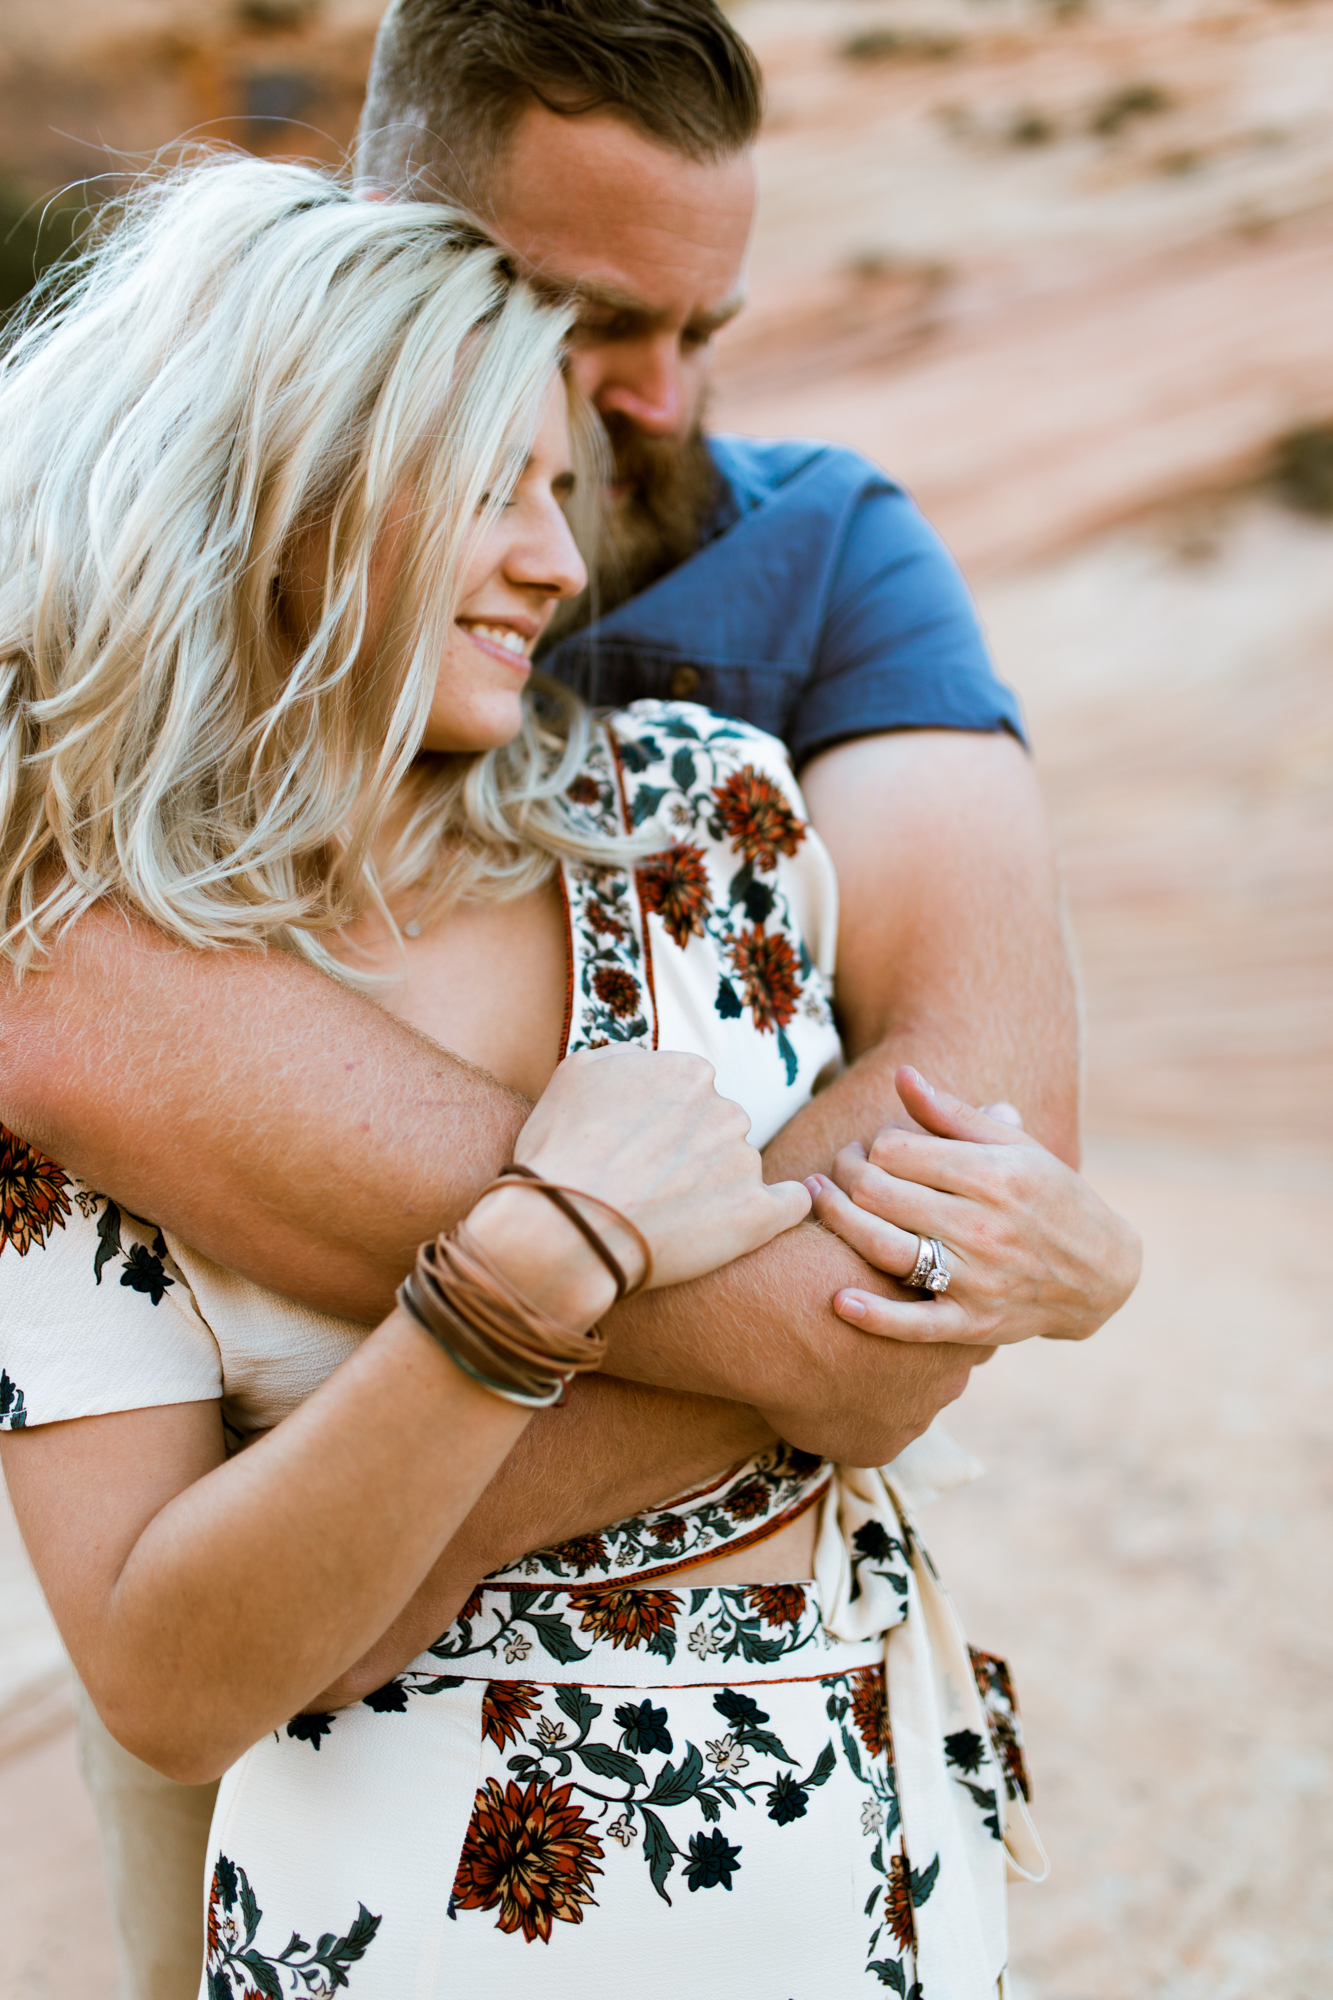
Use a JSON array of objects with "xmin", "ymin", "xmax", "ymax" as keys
[{"xmin": 1274, "ymin": 424, "xmax": 1333, "ymax": 517}]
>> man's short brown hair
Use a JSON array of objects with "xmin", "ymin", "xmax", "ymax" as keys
[{"xmin": 356, "ymin": 0, "xmax": 763, "ymax": 205}]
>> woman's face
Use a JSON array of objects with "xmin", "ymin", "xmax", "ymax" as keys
[{"xmin": 419, "ymin": 378, "xmax": 588, "ymax": 755}]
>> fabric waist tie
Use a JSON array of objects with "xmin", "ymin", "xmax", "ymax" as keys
[{"xmin": 814, "ymin": 1437, "xmax": 1048, "ymax": 2000}]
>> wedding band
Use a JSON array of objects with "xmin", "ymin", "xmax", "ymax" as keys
[
  {"xmin": 906, "ymin": 1236, "xmax": 935, "ymax": 1290},
  {"xmin": 925, "ymin": 1238, "xmax": 951, "ymax": 1294}
]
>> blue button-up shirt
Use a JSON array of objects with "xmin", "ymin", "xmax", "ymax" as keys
[{"xmin": 543, "ymin": 434, "xmax": 1025, "ymax": 765}]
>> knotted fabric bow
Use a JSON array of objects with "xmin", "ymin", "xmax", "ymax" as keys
[{"xmin": 814, "ymin": 1423, "xmax": 1048, "ymax": 2000}]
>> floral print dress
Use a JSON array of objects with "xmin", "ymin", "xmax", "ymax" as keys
[{"xmin": 0, "ymin": 702, "xmax": 1044, "ymax": 1999}]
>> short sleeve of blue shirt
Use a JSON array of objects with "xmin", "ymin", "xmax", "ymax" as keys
[{"xmin": 542, "ymin": 434, "xmax": 1026, "ymax": 765}]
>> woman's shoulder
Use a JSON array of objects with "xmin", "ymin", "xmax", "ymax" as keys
[{"xmin": 0, "ymin": 1125, "xmax": 219, "ymax": 1432}]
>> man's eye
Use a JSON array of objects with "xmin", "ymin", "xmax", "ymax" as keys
[{"xmin": 577, "ymin": 315, "xmax": 635, "ymax": 344}]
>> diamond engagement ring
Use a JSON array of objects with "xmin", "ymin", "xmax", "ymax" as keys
[{"xmin": 924, "ymin": 1239, "xmax": 951, "ymax": 1294}]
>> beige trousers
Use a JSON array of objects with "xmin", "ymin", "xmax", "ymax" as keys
[{"xmin": 74, "ymin": 1683, "xmax": 218, "ymax": 2000}]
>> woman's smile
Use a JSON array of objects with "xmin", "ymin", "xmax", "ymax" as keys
[{"xmin": 457, "ymin": 617, "xmax": 537, "ymax": 671}]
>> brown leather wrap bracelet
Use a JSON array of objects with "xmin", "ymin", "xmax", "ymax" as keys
[{"xmin": 397, "ymin": 1167, "xmax": 648, "ymax": 1409}]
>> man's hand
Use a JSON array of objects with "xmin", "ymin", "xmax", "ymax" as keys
[{"xmin": 594, "ymin": 1216, "xmax": 979, "ymax": 1467}]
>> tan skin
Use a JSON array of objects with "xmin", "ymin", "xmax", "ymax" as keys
[{"xmin": 0, "ymin": 112, "xmax": 1140, "ymax": 1697}]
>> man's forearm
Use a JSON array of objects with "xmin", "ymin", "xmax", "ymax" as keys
[
  {"xmin": 318, "ymin": 1378, "xmax": 776, "ymax": 1704},
  {"xmin": 0, "ymin": 907, "xmax": 527, "ymax": 1321}
]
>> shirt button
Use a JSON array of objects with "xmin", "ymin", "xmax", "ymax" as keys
[{"xmin": 669, "ymin": 665, "xmax": 701, "ymax": 698}]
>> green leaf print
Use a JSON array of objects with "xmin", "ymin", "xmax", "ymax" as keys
[
  {"xmin": 910, "ymin": 1853, "xmax": 940, "ymax": 1907},
  {"xmin": 206, "ymin": 1855, "xmax": 381, "ymax": 1995},
  {"xmin": 640, "ymin": 1806, "xmax": 680, "ymax": 1904},
  {"xmin": 554, "ymin": 1684, "xmax": 600, "ymax": 1732},
  {"xmin": 736, "ymin": 1725, "xmax": 795, "ymax": 1765},
  {"xmin": 647, "ymin": 1743, "xmax": 705, "ymax": 1807},
  {"xmin": 575, "ymin": 1742, "xmax": 646, "ymax": 1787},
  {"xmin": 526, "ymin": 1615, "xmax": 591, "ymax": 1664},
  {"xmin": 93, "ymin": 1200, "xmax": 123, "ymax": 1285},
  {"xmin": 238, "ymin": 1953, "xmax": 281, "ymax": 1998},
  {"xmin": 631, "ymin": 784, "xmax": 667, "ymax": 827},
  {"xmin": 806, "ymin": 1741, "xmax": 837, "ymax": 1788},
  {"xmin": 671, "ymin": 747, "xmax": 697, "ymax": 792}
]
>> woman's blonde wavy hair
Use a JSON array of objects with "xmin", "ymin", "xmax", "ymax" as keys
[{"xmin": 0, "ymin": 152, "xmax": 633, "ymax": 982}]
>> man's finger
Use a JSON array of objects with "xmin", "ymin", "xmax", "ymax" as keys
[{"xmin": 831, "ymin": 1287, "xmax": 980, "ymax": 1345}]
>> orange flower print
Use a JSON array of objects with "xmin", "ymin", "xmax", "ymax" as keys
[
  {"xmin": 885, "ymin": 1852, "xmax": 917, "ymax": 1953},
  {"xmin": 649, "ymin": 1515, "xmax": 688, "ymax": 1545},
  {"xmin": 638, "ymin": 844, "xmax": 712, "ymax": 950},
  {"xmin": 724, "ymin": 1477, "xmax": 772, "ymax": 1521},
  {"xmin": 452, "ymin": 1777, "xmax": 603, "ymax": 1942},
  {"xmin": 0, "ymin": 1125, "xmax": 72, "ymax": 1257},
  {"xmin": 481, "ymin": 1682, "xmax": 543, "ymax": 1751},
  {"xmin": 566, "ymin": 774, "xmax": 603, "ymax": 807},
  {"xmin": 712, "ymin": 765, "xmax": 806, "ymax": 870},
  {"xmin": 205, "ymin": 1873, "xmax": 223, "ymax": 1963},
  {"xmin": 729, "ymin": 926, "xmax": 801, "ymax": 1035},
  {"xmin": 591, "ymin": 965, "xmax": 641, "ymax": 1018},
  {"xmin": 585, "ymin": 900, "xmax": 625, "ymax": 940},
  {"xmin": 747, "ymin": 1584, "xmax": 807, "ymax": 1629},
  {"xmin": 567, "ymin": 1586, "xmax": 678, "ymax": 1651},
  {"xmin": 850, "ymin": 1665, "xmax": 890, "ymax": 1760},
  {"xmin": 549, "ymin": 1532, "xmax": 609, "ymax": 1576},
  {"xmin": 970, "ymin": 1646, "xmax": 1031, "ymax": 1801}
]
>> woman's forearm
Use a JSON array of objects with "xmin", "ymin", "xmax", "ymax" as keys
[
  {"xmin": 82, "ymin": 1315, "xmax": 532, "ymax": 1781},
  {"xmin": 6, "ymin": 1193, "xmax": 618, "ymax": 1785}
]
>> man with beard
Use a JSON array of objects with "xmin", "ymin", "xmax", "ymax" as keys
[{"xmin": 0, "ymin": 4, "xmax": 1138, "ymax": 1995}]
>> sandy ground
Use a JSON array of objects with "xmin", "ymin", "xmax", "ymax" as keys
[{"xmin": 929, "ymin": 1142, "xmax": 1333, "ymax": 1999}]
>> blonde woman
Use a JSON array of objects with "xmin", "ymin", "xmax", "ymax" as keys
[{"xmin": 0, "ymin": 159, "xmax": 1061, "ymax": 1999}]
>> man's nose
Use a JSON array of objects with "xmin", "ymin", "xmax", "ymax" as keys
[{"xmin": 591, "ymin": 336, "xmax": 683, "ymax": 438}]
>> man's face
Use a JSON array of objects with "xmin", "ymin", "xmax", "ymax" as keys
[{"xmin": 490, "ymin": 104, "xmax": 756, "ymax": 601}]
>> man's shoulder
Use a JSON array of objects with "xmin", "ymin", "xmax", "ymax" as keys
[{"xmin": 705, "ymin": 432, "xmax": 903, "ymax": 517}]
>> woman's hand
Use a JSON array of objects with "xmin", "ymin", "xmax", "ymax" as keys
[
  {"xmin": 496, "ymin": 1046, "xmax": 812, "ymax": 1294},
  {"xmin": 805, "ymin": 1067, "xmax": 1141, "ymax": 1346}
]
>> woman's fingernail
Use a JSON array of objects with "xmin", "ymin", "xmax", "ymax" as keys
[
  {"xmin": 912, "ymin": 1069, "xmax": 937, "ymax": 1098},
  {"xmin": 836, "ymin": 1293, "xmax": 867, "ymax": 1321},
  {"xmin": 804, "ymin": 1176, "xmax": 824, "ymax": 1199}
]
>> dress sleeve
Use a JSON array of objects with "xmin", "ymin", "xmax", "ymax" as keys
[{"xmin": 0, "ymin": 1135, "xmax": 221, "ymax": 1430}]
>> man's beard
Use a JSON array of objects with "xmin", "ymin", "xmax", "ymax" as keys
[
  {"xmin": 597, "ymin": 410, "xmax": 720, "ymax": 611},
  {"xmin": 545, "ymin": 411, "xmax": 720, "ymax": 646}
]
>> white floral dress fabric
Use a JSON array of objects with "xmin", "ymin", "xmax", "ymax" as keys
[{"xmin": 0, "ymin": 701, "xmax": 1043, "ymax": 1998}]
